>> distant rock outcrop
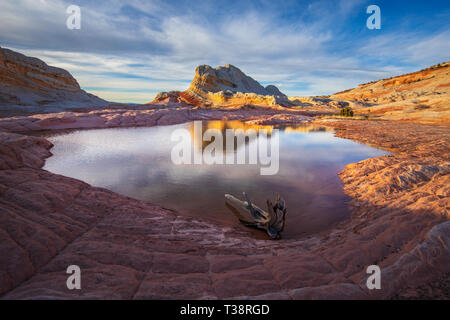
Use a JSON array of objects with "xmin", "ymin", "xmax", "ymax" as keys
[
  {"xmin": 332, "ymin": 62, "xmax": 450, "ymax": 104},
  {"xmin": 264, "ymin": 85, "xmax": 286, "ymax": 97},
  {"xmin": 154, "ymin": 64, "xmax": 289, "ymax": 107},
  {"xmin": 188, "ymin": 64, "xmax": 285, "ymax": 96},
  {"xmin": 0, "ymin": 47, "xmax": 108, "ymax": 116}
]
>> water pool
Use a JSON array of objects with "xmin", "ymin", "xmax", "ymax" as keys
[{"xmin": 41, "ymin": 121, "xmax": 387, "ymax": 239}]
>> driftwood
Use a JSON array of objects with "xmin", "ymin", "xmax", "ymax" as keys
[{"xmin": 225, "ymin": 192, "xmax": 287, "ymax": 239}]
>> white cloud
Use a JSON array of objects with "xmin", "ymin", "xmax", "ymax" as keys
[
  {"xmin": 1, "ymin": 0, "xmax": 448, "ymax": 102},
  {"xmin": 407, "ymin": 30, "xmax": 450, "ymax": 63},
  {"xmin": 359, "ymin": 29, "xmax": 450, "ymax": 66}
]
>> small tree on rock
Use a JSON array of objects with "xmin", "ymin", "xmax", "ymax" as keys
[{"xmin": 340, "ymin": 107, "xmax": 354, "ymax": 117}]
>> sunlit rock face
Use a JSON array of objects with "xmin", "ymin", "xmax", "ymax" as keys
[
  {"xmin": 0, "ymin": 47, "xmax": 108, "ymax": 115},
  {"xmin": 154, "ymin": 64, "xmax": 290, "ymax": 107},
  {"xmin": 189, "ymin": 64, "xmax": 283, "ymax": 96},
  {"xmin": 332, "ymin": 62, "xmax": 450, "ymax": 104},
  {"xmin": 331, "ymin": 62, "xmax": 450, "ymax": 124}
]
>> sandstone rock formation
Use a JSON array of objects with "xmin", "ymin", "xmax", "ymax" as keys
[
  {"xmin": 154, "ymin": 64, "xmax": 290, "ymax": 107},
  {"xmin": 0, "ymin": 47, "xmax": 108, "ymax": 116},
  {"xmin": 0, "ymin": 105, "xmax": 313, "ymax": 132},
  {"xmin": 188, "ymin": 64, "xmax": 285, "ymax": 96},
  {"xmin": 0, "ymin": 49, "xmax": 448, "ymax": 299},
  {"xmin": 288, "ymin": 96, "xmax": 355, "ymax": 110},
  {"xmin": 0, "ymin": 116, "xmax": 448, "ymax": 300},
  {"xmin": 151, "ymin": 62, "xmax": 450, "ymax": 125},
  {"xmin": 331, "ymin": 62, "xmax": 450, "ymax": 124}
]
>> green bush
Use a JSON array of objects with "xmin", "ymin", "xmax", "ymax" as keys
[{"xmin": 340, "ymin": 107, "xmax": 354, "ymax": 117}]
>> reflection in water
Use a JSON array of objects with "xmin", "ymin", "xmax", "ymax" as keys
[
  {"xmin": 41, "ymin": 121, "xmax": 387, "ymax": 239},
  {"xmin": 188, "ymin": 120, "xmax": 274, "ymax": 152},
  {"xmin": 188, "ymin": 120, "xmax": 331, "ymax": 151},
  {"xmin": 181, "ymin": 120, "xmax": 279, "ymax": 175}
]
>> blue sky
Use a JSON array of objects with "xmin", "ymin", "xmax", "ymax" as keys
[{"xmin": 0, "ymin": 0, "xmax": 449, "ymax": 103}]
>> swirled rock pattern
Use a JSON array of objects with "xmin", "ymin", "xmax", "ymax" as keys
[
  {"xmin": 0, "ymin": 47, "xmax": 108, "ymax": 116},
  {"xmin": 0, "ymin": 105, "xmax": 313, "ymax": 132},
  {"xmin": 331, "ymin": 62, "xmax": 450, "ymax": 124},
  {"xmin": 154, "ymin": 64, "xmax": 291, "ymax": 107},
  {"xmin": 0, "ymin": 113, "xmax": 448, "ymax": 299}
]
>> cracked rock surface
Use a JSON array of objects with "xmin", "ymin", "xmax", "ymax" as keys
[{"xmin": 0, "ymin": 113, "xmax": 448, "ymax": 299}]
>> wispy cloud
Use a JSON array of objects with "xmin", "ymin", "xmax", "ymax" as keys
[
  {"xmin": 359, "ymin": 29, "xmax": 450, "ymax": 65},
  {"xmin": 1, "ymin": 0, "xmax": 449, "ymax": 102}
]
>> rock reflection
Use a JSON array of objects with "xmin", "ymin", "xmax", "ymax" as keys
[{"xmin": 42, "ymin": 121, "xmax": 387, "ymax": 239}]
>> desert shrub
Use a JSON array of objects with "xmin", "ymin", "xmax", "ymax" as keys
[
  {"xmin": 240, "ymin": 104, "xmax": 256, "ymax": 110},
  {"xmin": 340, "ymin": 107, "xmax": 354, "ymax": 117}
]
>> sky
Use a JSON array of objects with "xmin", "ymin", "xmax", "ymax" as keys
[{"xmin": 0, "ymin": 0, "xmax": 449, "ymax": 103}]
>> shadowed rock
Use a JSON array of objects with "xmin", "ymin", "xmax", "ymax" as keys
[
  {"xmin": 0, "ymin": 119, "xmax": 448, "ymax": 299},
  {"xmin": 0, "ymin": 47, "xmax": 108, "ymax": 115}
]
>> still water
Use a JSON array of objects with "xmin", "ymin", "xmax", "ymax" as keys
[{"xmin": 41, "ymin": 121, "xmax": 387, "ymax": 239}]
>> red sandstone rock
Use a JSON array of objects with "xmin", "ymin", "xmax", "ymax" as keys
[
  {"xmin": 0, "ymin": 47, "xmax": 108, "ymax": 115},
  {"xmin": 152, "ymin": 64, "xmax": 290, "ymax": 108},
  {"xmin": 0, "ymin": 117, "xmax": 448, "ymax": 300},
  {"xmin": 331, "ymin": 62, "xmax": 450, "ymax": 124}
]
